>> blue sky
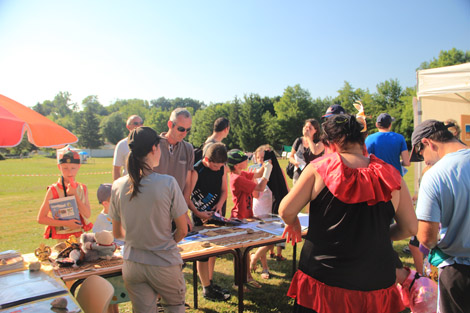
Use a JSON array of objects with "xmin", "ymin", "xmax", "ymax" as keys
[{"xmin": 0, "ymin": 0, "xmax": 469, "ymax": 108}]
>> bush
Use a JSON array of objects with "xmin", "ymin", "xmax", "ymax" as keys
[{"xmin": 0, "ymin": 153, "xmax": 4, "ymax": 161}]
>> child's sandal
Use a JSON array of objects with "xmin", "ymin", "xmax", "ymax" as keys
[
  {"xmin": 276, "ymin": 255, "xmax": 286, "ymax": 261},
  {"xmin": 260, "ymin": 269, "xmax": 270, "ymax": 279}
]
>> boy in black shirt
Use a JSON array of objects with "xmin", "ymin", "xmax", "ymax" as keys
[{"xmin": 187, "ymin": 143, "xmax": 230, "ymax": 301}]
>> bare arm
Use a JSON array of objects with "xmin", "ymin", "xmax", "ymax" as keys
[
  {"xmin": 67, "ymin": 183, "xmax": 91, "ymax": 219},
  {"xmin": 289, "ymin": 148, "xmax": 298, "ymax": 166},
  {"xmin": 305, "ymin": 136, "xmax": 325, "ymax": 155},
  {"xmin": 401, "ymin": 150, "xmax": 411, "ymax": 167},
  {"xmin": 185, "ymin": 170, "xmax": 213, "ymax": 220},
  {"xmin": 390, "ymin": 179, "xmax": 417, "ymax": 241},
  {"xmin": 254, "ymin": 177, "xmax": 268, "ymax": 192},
  {"xmin": 182, "ymin": 170, "xmax": 194, "ymax": 231},
  {"xmin": 113, "ymin": 166, "xmax": 122, "ymax": 181},
  {"xmin": 173, "ymin": 213, "xmax": 188, "ymax": 243},
  {"xmin": 112, "ymin": 219, "xmax": 126, "ymax": 240},
  {"xmin": 214, "ymin": 170, "xmax": 228, "ymax": 214},
  {"xmin": 279, "ymin": 164, "xmax": 318, "ymax": 225},
  {"xmin": 37, "ymin": 189, "xmax": 82, "ymax": 229},
  {"xmin": 417, "ymin": 220, "xmax": 439, "ymax": 249}
]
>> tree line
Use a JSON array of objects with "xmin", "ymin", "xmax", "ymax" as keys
[{"xmin": 4, "ymin": 48, "xmax": 469, "ymax": 155}]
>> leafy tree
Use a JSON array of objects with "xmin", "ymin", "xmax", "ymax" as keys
[
  {"xmin": 145, "ymin": 108, "xmax": 171, "ymax": 135},
  {"xmin": 82, "ymin": 95, "xmax": 108, "ymax": 116},
  {"xmin": 7, "ymin": 135, "xmax": 35, "ymax": 155},
  {"xmin": 235, "ymin": 94, "xmax": 267, "ymax": 151},
  {"xmin": 419, "ymin": 48, "xmax": 470, "ymax": 69},
  {"xmin": 189, "ymin": 102, "xmax": 236, "ymax": 148},
  {"xmin": 74, "ymin": 107, "xmax": 103, "ymax": 149},
  {"xmin": 272, "ymin": 85, "xmax": 317, "ymax": 147},
  {"xmin": 150, "ymin": 97, "xmax": 173, "ymax": 111},
  {"xmin": 172, "ymin": 97, "xmax": 205, "ymax": 113},
  {"xmin": 101, "ymin": 112, "xmax": 127, "ymax": 144},
  {"xmin": 33, "ymin": 91, "xmax": 76, "ymax": 117}
]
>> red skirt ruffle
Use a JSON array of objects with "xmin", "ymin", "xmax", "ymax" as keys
[{"xmin": 287, "ymin": 270, "xmax": 405, "ymax": 313}]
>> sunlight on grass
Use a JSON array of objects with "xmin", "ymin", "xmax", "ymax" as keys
[{"xmin": 0, "ymin": 156, "xmax": 416, "ymax": 313}]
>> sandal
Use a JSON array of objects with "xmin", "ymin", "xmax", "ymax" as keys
[
  {"xmin": 276, "ymin": 255, "xmax": 286, "ymax": 261},
  {"xmin": 269, "ymin": 252, "xmax": 275, "ymax": 259},
  {"xmin": 260, "ymin": 269, "xmax": 270, "ymax": 279},
  {"xmin": 246, "ymin": 279, "xmax": 262, "ymax": 289}
]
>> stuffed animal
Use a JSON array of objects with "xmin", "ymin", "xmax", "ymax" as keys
[{"xmin": 81, "ymin": 230, "xmax": 117, "ymax": 261}]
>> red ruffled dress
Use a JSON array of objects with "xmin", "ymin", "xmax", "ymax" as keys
[
  {"xmin": 287, "ymin": 153, "xmax": 405, "ymax": 313},
  {"xmin": 43, "ymin": 182, "xmax": 93, "ymax": 240}
]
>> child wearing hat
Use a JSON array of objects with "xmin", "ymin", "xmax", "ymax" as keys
[
  {"xmin": 227, "ymin": 149, "xmax": 273, "ymax": 219},
  {"xmin": 37, "ymin": 149, "xmax": 93, "ymax": 240}
]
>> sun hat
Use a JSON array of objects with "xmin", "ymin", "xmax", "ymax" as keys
[
  {"xmin": 227, "ymin": 149, "xmax": 248, "ymax": 167},
  {"xmin": 409, "ymin": 120, "xmax": 454, "ymax": 162},
  {"xmin": 127, "ymin": 126, "xmax": 160, "ymax": 157},
  {"xmin": 97, "ymin": 183, "xmax": 112, "ymax": 204},
  {"xmin": 376, "ymin": 113, "xmax": 395, "ymax": 128},
  {"xmin": 322, "ymin": 104, "xmax": 346, "ymax": 119},
  {"xmin": 57, "ymin": 149, "xmax": 80, "ymax": 164}
]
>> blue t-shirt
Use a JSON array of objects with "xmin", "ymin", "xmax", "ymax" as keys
[
  {"xmin": 365, "ymin": 131, "xmax": 407, "ymax": 176},
  {"xmin": 416, "ymin": 149, "xmax": 470, "ymax": 266}
]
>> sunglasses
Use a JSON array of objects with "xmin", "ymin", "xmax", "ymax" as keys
[
  {"xmin": 132, "ymin": 121, "xmax": 143, "ymax": 126},
  {"xmin": 415, "ymin": 143, "xmax": 425, "ymax": 161},
  {"xmin": 173, "ymin": 123, "xmax": 191, "ymax": 133}
]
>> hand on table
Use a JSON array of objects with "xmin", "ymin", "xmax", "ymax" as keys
[{"xmin": 282, "ymin": 218, "xmax": 302, "ymax": 246}]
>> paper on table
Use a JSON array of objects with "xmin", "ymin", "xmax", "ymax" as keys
[{"xmin": 0, "ymin": 270, "xmax": 67, "ymax": 309}]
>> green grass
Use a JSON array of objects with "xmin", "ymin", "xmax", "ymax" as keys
[{"xmin": 0, "ymin": 156, "xmax": 416, "ymax": 312}]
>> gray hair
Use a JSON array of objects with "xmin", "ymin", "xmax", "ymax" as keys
[
  {"xmin": 126, "ymin": 115, "xmax": 143, "ymax": 126},
  {"xmin": 169, "ymin": 108, "xmax": 191, "ymax": 123}
]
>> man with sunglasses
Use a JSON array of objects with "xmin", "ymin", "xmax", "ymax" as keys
[
  {"xmin": 153, "ymin": 108, "xmax": 194, "ymax": 230},
  {"xmin": 113, "ymin": 115, "xmax": 143, "ymax": 180},
  {"xmin": 410, "ymin": 119, "xmax": 470, "ymax": 313}
]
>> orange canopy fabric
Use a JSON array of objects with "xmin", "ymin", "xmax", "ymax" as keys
[{"xmin": 0, "ymin": 94, "xmax": 78, "ymax": 148}]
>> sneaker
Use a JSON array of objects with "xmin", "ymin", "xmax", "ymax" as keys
[
  {"xmin": 212, "ymin": 283, "xmax": 230, "ymax": 295},
  {"xmin": 203, "ymin": 285, "xmax": 231, "ymax": 301}
]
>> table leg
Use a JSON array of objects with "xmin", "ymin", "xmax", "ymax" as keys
[
  {"xmin": 236, "ymin": 248, "xmax": 245, "ymax": 313},
  {"xmin": 193, "ymin": 261, "xmax": 198, "ymax": 309}
]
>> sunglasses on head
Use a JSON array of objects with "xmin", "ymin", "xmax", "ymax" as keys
[{"xmin": 132, "ymin": 121, "xmax": 143, "ymax": 126}]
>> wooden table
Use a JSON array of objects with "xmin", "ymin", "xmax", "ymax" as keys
[{"xmin": 51, "ymin": 215, "xmax": 309, "ymax": 312}]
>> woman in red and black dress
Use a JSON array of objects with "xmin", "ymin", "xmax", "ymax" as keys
[{"xmin": 279, "ymin": 114, "xmax": 417, "ymax": 313}]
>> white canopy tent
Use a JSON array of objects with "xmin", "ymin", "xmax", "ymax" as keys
[{"xmin": 413, "ymin": 62, "xmax": 470, "ymax": 188}]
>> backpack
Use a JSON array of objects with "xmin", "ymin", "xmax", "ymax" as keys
[{"xmin": 193, "ymin": 143, "xmax": 204, "ymax": 164}]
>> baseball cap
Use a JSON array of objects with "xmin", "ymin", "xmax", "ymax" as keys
[
  {"xmin": 227, "ymin": 149, "xmax": 248, "ymax": 167},
  {"xmin": 322, "ymin": 104, "xmax": 346, "ymax": 119},
  {"xmin": 376, "ymin": 113, "xmax": 395, "ymax": 128},
  {"xmin": 57, "ymin": 149, "xmax": 80, "ymax": 164},
  {"xmin": 128, "ymin": 126, "xmax": 160, "ymax": 157},
  {"xmin": 97, "ymin": 183, "xmax": 112, "ymax": 204},
  {"xmin": 409, "ymin": 120, "xmax": 454, "ymax": 162}
]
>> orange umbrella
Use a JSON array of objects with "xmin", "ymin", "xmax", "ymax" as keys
[{"xmin": 0, "ymin": 94, "xmax": 78, "ymax": 148}]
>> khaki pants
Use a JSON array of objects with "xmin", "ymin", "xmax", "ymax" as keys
[{"xmin": 123, "ymin": 259, "xmax": 186, "ymax": 313}]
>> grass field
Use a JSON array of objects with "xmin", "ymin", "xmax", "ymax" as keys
[{"xmin": 0, "ymin": 156, "xmax": 416, "ymax": 312}]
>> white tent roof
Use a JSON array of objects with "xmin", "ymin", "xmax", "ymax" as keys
[{"xmin": 417, "ymin": 62, "xmax": 470, "ymax": 104}]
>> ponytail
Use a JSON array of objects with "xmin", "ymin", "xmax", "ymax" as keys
[{"xmin": 126, "ymin": 151, "xmax": 153, "ymax": 200}]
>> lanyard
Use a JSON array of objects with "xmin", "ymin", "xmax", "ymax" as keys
[{"xmin": 61, "ymin": 176, "xmax": 68, "ymax": 197}]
